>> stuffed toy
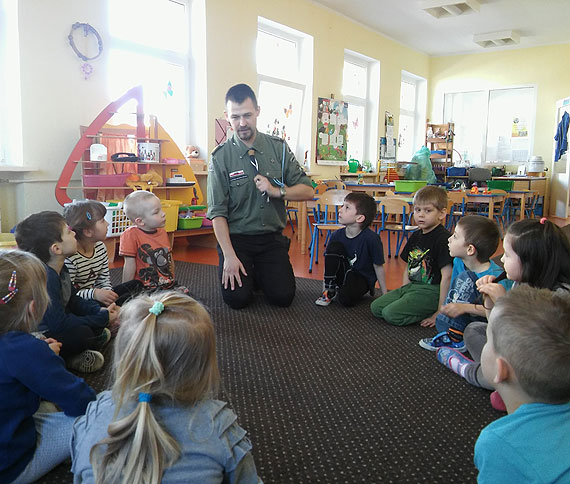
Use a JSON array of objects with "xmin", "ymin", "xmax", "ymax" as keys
[{"xmin": 185, "ymin": 145, "xmax": 200, "ymax": 159}]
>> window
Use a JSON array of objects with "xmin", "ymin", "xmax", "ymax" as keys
[
  {"xmin": 256, "ymin": 18, "xmax": 313, "ymax": 163},
  {"xmin": 107, "ymin": 0, "xmax": 191, "ymax": 149},
  {"xmin": 444, "ymin": 86, "xmax": 536, "ymax": 164},
  {"xmin": 0, "ymin": 0, "xmax": 23, "ymax": 165},
  {"xmin": 397, "ymin": 71, "xmax": 427, "ymax": 162},
  {"xmin": 342, "ymin": 51, "xmax": 380, "ymax": 168}
]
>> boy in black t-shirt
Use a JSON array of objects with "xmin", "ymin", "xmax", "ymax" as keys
[
  {"xmin": 370, "ymin": 186, "xmax": 452, "ymax": 326},
  {"xmin": 315, "ymin": 192, "xmax": 387, "ymax": 307}
]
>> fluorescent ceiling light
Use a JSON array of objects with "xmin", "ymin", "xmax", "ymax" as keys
[
  {"xmin": 473, "ymin": 30, "xmax": 520, "ymax": 48},
  {"xmin": 422, "ymin": 0, "xmax": 480, "ymax": 18}
]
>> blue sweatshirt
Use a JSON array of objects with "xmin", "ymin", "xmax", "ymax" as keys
[
  {"xmin": 0, "ymin": 331, "xmax": 95, "ymax": 483},
  {"xmin": 39, "ymin": 264, "xmax": 108, "ymax": 334}
]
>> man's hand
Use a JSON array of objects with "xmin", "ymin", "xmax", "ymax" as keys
[
  {"xmin": 440, "ymin": 302, "xmax": 469, "ymax": 318},
  {"xmin": 45, "ymin": 338, "xmax": 62, "ymax": 355},
  {"xmin": 420, "ymin": 313, "xmax": 437, "ymax": 328},
  {"xmin": 93, "ymin": 288, "xmax": 118, "ymax": 306},
  {"xmin": 222, "ymin": 254, "xmax": 247, "ymax": 290},
  {"xmin": 253, "ymin": 174, "xmax": 280, "ymax": 198}
]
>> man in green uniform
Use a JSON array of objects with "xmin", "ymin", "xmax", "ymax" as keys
[{"xmin": 207, "ymin": 83, "xmax": 313, "ymax": 309}]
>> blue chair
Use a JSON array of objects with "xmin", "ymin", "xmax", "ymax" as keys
[
  {"xmin": 446, "ymin": 191, "xmax": 466, "ymax": 231},
  {"xmin": 308, "ymin": 189, "xmax": 350, "ymax": 273},
  {"xmin": 286, "ymin": 202, "xmax": 298, "ymax": 233},
  {"xmin": 377, "ymin": 198, "xmax": 417, "ymax": 257}
]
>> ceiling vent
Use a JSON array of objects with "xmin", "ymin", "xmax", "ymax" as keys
[
  {"xmin": 473, "ymin": 30, "xmax": 521, "ymax": 48},
  {"xmin": 422, "ymin": 0, "xmax": 480, "ymax": 18}
]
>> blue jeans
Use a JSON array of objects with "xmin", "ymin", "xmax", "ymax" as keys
[{"xmin": 12, "ymin": 409, "xmax": 76, "ymax": 484}]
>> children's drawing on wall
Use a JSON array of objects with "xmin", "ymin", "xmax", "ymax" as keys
[{"xmin": 316, "ymin": 97, "xmax": 348, "ymax": 165}]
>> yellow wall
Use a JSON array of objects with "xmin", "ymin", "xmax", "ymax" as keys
[
  {"xmin": 429, "ymin": 43, "xmax": 570, "ymax": 171},
  {"xmin": 205, "ymin": 0, "xmax": 429, "ymax": 178}
]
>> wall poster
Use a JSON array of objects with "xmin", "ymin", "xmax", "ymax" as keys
[{"xmin": 316, "ymin": 97, "xmax": 348, "ymax": 165}]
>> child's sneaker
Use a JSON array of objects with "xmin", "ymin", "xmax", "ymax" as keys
[
  {"xmin": 315, "ymin": 290, "xmax": 335, "ymax": 306},
  {"xmin": 90, "ymin": 328, "xmax": 111, "ymax": 350},
  {"xmin": 419, "ymin": 331, "xmax": 466, "ymax": 352},
  {"xmin": 67, "ymin": 350, "xmax": 104, "ymax": 373}
]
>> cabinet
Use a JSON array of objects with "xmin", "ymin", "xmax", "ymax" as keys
[
  {"xmin": 55, "ymin": 86, "xmax": 211, "ymax": 253},
  {"xmin": 426, "ymin": 122, "xmax": 454, "ymax": 182}
]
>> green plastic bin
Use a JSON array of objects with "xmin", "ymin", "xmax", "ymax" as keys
[
  {"xmin": 486, "ymin": 180, "xmax": 514, "ymax": 191},
  {"xmin": 394, "ymin": 180, "xmax": 428, "ymax": 192}
]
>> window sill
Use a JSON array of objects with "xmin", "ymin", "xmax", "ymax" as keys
[{"xmin": 0, "ymin": 165, "xmax": 39, "ymax": 172}]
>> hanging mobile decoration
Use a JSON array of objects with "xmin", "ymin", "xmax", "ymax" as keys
[{"xmin": 68, "ymin": 22, "xmax": 103, "ymax": 80}]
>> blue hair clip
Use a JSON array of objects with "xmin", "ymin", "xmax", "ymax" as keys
[
  {"xmin": 139, "ymin": 392, "xmax": 152, "ymax": 403},
  {"xmin": 86, "ymin": 211, "xmax": 92, "ymax": 220},
  {"xmin": 148, "ymin": 301, "xmax": 164, "ymax": 316}
]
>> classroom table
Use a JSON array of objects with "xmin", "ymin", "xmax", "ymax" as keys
[
  {"xmin": 464, "ymin": 192, "xmax": 506, "ymax": 219},
  {"xmin": 505, "ymin": 190, "xmax": 538, "ymax": 221},
  {"xmin": 343, "ymin": 182, "xmax": 395, "ymax": 195}
]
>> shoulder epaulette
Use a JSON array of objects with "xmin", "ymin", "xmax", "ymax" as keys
[{"xmin": 210, "ymin": 141, "xmax": 227, "ymax": 157}]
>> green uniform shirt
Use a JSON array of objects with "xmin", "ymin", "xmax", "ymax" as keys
[{"xmin": 207, "ymin": 131, "xmax": 311, "ymax": 235}]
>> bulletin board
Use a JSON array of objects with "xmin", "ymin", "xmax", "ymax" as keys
[{"xmin": 316, "ymin": 97, "xmax": 348, "ymax": 165}]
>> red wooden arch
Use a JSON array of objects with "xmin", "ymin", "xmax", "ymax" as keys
[{"xmin": 55, "ymin": 85, "xmax": 145, "ymax": 206}]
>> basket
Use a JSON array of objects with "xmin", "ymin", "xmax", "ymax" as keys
[
  {"xmin": 178, "ymin": 217, "xmax": 204, "ymax": 230},
  {"xmin": 84, "ymin": 174, "xmax": 131, "ymax": 187},
  {"xmin": 446, "ymin": 167, "xmax": 467, "ymax": 176},
  {"xmin": 160, "ymin": 199, "xmax": 183, "ymax": 232},
  {"xmin": 486, "ymin": 180, "xmax": 514, "ymax": 191},
  {"xmin": 103, "ymin": 202, "xmax": 133, "ymax": 237},
  {"xmin": 394, "ymin": 180, "xmax": 428, "ymax": 193}
]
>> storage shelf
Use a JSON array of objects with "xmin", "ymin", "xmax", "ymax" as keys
[
  {"xmin": 59, "ymin": 185, "xmax": 194, "ymax": 190},
  {"xmin": 73, "ymin": 160, "xmax": 187, "ymax": 166},
  {"xmin": 85, "ymin": 134, "xmax": 169, "ymax": 142}
]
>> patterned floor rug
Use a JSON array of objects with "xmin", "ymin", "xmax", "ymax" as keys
[{"xmin": 38, "ymin": 261, "xmax": 498, "ymax": 483}]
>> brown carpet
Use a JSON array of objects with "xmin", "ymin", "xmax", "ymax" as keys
[{"xmin": 37, "ymin": 261, "xmax": 499, "ymax": 483}]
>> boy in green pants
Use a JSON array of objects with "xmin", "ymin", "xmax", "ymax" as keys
[{"xmin": 370, "ymin": 186, "xmax": 452, "ymax": 326}]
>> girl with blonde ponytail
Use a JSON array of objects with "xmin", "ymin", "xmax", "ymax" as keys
[{"xmin": 71, "ymin": 291, "xmax": 262, "ymax": 484}]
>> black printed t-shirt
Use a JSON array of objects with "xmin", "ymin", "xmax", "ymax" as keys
[{"xmin": 400, "ymin": 224, "xmax": 452, "ymax": 285}]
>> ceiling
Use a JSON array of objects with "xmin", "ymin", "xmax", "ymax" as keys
[{"xmin": 312, "ymin": 0, "xmax": 570, "ymax": 56}]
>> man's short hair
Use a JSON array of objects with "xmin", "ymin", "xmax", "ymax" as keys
[
  {"xmin": 491, "ymin": 285, "xmax": 570, "ymax": 403},
  {"xmin": 225, "ymin": 83, "xmax": 257, "ymax": 107},
  {"xmin": 15, "ymin": 211, "xmax": 66, "ymax": 263},
  {"xmin": 413, "ymin": 185, "xmax": 448, "ymax": 211},
  {"xmin": 123, "ymin": 191, "xmax": 159, "ymax": 222},
  {"xmin": 344, "ymin": 192, "xmax": 377, "ymax": 229},
  {"xmin": 456, "ymin": 215, "xmax": 500, "ymax": 262}
]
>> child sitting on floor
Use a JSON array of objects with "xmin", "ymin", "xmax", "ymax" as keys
[
  {"xmin": 16, "ymin": 211, "xmax": 118, "ymax": 373},
  {"xmin": 315, "ymin": 192, "xmax": 387, "ymax": 307},
  {"xmin": 437, "ymin": 218, "xmax": 570, "ymax": 394},
  {"xmin": 64, "ymin": 199, "xmax": 142, "ymax": 306},
  {"xmin": 370, "ymin": 185, "xmax": 452, "ymax": 327},
  {"xmin": 71, "ymin": 291, "xmax": 262, "ymax": 483},
  {"xmin": 474, "ymin": 285, "xmax": 570, "ymax": 483},
  {"xmin": 419, "ymin": 215, "xmax": 511, "ymax": 352},
  {"xmin": 119, "ymin": 191, "xmax": 187, "ymax": 292},
  {"xmin": 0, "ymin": 249, "xmax": 95, "ymax": 484}
]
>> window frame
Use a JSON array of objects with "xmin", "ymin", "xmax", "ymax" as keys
[
  {"xmin": 256, "ymin": 17, "xmax": 313, "ymax": 165},
  {"xmin": 443, "ymin": 85, "xmax": 537, "ymax": 165},
  {"xmin": 107, "ymin": 0, "xmax": 192, "ymax": 149},
  {"xmin": 397, "ymin": 71, "xmax": 427, "ymax": 163},
  {"xmin": 342, "ymin": 50, "xmax": 380, "ymax": 169}
]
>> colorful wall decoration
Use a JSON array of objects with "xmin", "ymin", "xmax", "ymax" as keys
[{"xmin": 316, "ymin": 97, "xmax": 348, "ymax": 165}]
